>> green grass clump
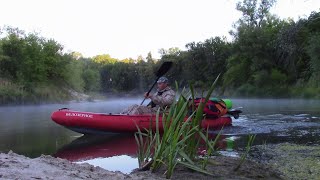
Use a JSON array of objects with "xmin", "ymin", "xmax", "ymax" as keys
[
  {"xmin": 234, "ymin": 134, "xmax": 256, "ymax": 171},
  {"xmin": 135, "ymin": 75, "xmax": 223, "ymax": 178}
]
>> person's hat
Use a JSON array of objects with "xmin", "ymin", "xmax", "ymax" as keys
[{"xmin": 157, "ymin": 76, "xmax": 168, "ymax": 83}]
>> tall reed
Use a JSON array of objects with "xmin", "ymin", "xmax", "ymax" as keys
[
  {"xmin": 234, "ymin": 134, "xmax": 256, "ymax": 171},
  {"xmin": 135, "ymin": 75, "xmax": 221, "ymax": 178}
]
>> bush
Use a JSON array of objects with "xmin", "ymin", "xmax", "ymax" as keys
[
  {"xmin": 0, "ymin": 81, "xmax": 25, "ymax": 104},
  {"xmin": 234, "ymin": 83, "xmax": 256, "ymax": 97}
]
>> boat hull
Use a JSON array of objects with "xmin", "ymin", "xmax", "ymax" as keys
[{"xmin": 51, "ymin": 109, "xmax": 232, "ymax": 134}]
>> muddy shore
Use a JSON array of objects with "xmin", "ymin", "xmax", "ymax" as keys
[
  {"xmin": 1, "ymin": 143, "xmax": 318, "ymax": 180},
  {"xmin": 249, "ymin": 143, "xmax": 320, "ymax": 180}
]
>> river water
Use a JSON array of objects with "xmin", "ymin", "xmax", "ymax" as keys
[{"xmin": 0, "ymin": 98, "xmax": 319, "ymax": 173}]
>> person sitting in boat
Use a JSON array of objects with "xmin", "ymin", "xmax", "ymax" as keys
[{"xmin": 121, "ymin": 76, "xmax": 175, "ymax": 115}]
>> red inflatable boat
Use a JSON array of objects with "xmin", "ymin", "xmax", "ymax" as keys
[{"xmin": 51, "ymin": 108, "xmax": 233, "ymax": 135}]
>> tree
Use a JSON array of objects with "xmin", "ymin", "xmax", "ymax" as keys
[
  {"xmin": 159, "ymin": 47, "xmax": 181, "ymax": 57},
  {"xmin": 306, "ymin": 34, "xmax": 320, "ymax": 86},
  {"xmin": 235, "ymin": 0, "xmax": 276, "ymax": 28},
  {"xmin": 184, "ymin": 37, "xmax": 231, "ymax": 87},
  {"xmin": 64, "ymin": 55, "xmax": 85, "ymax": 92},
  {"xmin": 306, "ymin": 11, "xmax": 320, "ymax": 86},
  {"xmin": 42, "ymin": 39, "xmax": 67, "ymax": 81},
  {"xmin": 71, "ymin": 51, "xmax": 83, "ymax": 60},
  {"xmin": 0, "ymin": 27, "xmax": 26, "ymax": 80},
  {"xmin": 146, "ymin": 51, "xmax": 154, "ymax": 63},
  {"xmin": 93, "ymin": 54, "xmax": 118, "ymax": 64}
]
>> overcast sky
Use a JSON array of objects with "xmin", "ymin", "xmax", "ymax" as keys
[{"xmin": 0, "ymin": 0, "xmax": 319, "ymax": 59}]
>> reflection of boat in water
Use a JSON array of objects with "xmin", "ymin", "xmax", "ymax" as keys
[
  {"xmin": 54, "ymin": 134, "xmax": 229, "ymax": 162},
  {"xmin": 54, "ymin": 135, "xmax": 138, "ymax": 161}
]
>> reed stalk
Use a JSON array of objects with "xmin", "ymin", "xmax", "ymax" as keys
[
  {"xmin": 234, "ymin": 134, "xmax": 256, "ymax": 171},
  {"xmin": 135, "ymin": 75, "xmax": 221, "ymax": 178}
]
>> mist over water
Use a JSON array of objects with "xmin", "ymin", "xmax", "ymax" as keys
[
  {"xmin": 0, "ymin": 98, "xmax": 319, "ymax": 172},
  {"xmin": 232, "ymin": 99, "xmax": 320, "ymax": 115},
  {"xmin": 0, "ymin": 97, "xmax": 143, "ymax": 157}
]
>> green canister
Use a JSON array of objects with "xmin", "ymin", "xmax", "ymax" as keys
[
  {"xmin": 222, "ymin": 99, "xmax": 232, "ymax": 109},
  {"xmin": 209, "ymin": 98, "xmax": 233, "ymax": 109}
]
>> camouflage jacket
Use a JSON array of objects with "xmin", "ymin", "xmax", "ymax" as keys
[{"xmin": 150, "ymin": 86, "xmax": 175, "ymax": 109}]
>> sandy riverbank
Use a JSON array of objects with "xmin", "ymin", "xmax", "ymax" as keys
[
  {"xmin": 0, "ymin": 150, "xmax": 283, "ymax": 180},
  {"xmin": 3, "ymin": 143, "xmax": 318, "ymax": 179},
  {"xmin": 0, "ymin": 151, "xmax": 131, "ymax": 180}
]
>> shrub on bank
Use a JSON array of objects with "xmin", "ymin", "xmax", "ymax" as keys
[
  {"xmin": 0, "ymin": 81, "xmax": 73, "ymax": 105},
  {"xmin": 0, "ymin": 80, "xmax": 25, "ymax": 104}
]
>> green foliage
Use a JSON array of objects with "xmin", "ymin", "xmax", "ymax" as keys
[
  {"xmin": 100, "ymin": 62, "xmax": 140, "ymax": 92},
  {"xmin": 93, "ymin": 54, "xmax": 117, "ymax": 64},
  {"xmin": 0, "ymin": 80, "xmax": 25, "ymax": 103},
  {"xmin": 235, "ymin": 0, "xmax": 276, "ymax": 27},
  {"xmin": 64, "ymin": 57, "xmax": 85, "ymax": 92},
  {"xmin": 290, "ymin": 86, "xmax": 320, "ymax": 99},
  {"xmin": 0, "ymin": 79, "xmax": 72, "ymax": 104},
  {"xmin": 146, "ymin": 51, "xmax": 155, "ymax": 63},
  {"xmin": 0, "ymin": 26, "xmax": 83, "ymax": 103},
  {"xmin": 234, "ymin": 83, "xmax": 256, "ymax": 97},
  {"xmin": 185, "ymin": 37, "xmax": 231, "ymax": 87},
  {"xmin": 0, "ymin": 28, "xmax": 26, "ymax": 80},
  {"xmin": 1, "ymin": 2, "xmax": 320, "ymax": 103},
  {"xmin": 0, "ymin": 27, "xmax": 68, "ymax": 85},
  {"xmin": 223, "ymin": 55, "xmax": 251, "ymax": 88},
  {"xmin": 82, "ymin": 68, "xmax": 100, "ymax": 92},
  {"xmin": 306, "ymin": 33, "xmax": 320, "ymax": 86},
  {"xmin": 221, "ymin": 1, "xmax": 319, "ymax": 97}
]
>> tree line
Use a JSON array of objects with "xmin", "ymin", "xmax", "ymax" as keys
[{"xmin": 0, "ymin": 0, "xmax": 319, "ymax": 104}]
